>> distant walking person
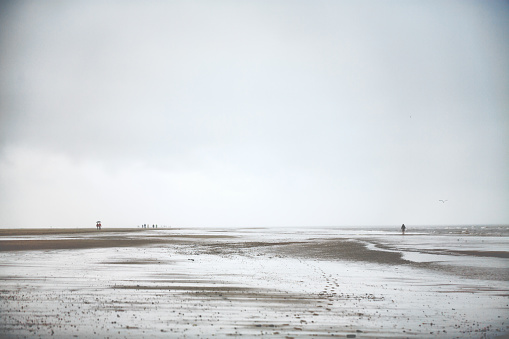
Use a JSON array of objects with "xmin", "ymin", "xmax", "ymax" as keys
[
  {"xmin": 96, "ymin": 221, "xmax": 101, "ymax": 230},
  {"xmin": 401, "ymin": 224, "xmax": 406, "ymax": 235}
]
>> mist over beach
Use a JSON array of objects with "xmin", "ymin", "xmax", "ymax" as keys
[{"xmin": 1, "ymin": 0, "xmax": 509, "ymax": 338}]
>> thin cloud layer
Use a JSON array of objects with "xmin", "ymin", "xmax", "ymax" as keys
[{"xmin": 1, "ymin": 1, "xmax": 508, "ymax": 227}]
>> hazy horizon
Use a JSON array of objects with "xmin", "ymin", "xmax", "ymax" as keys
[
  {"xmin": 1, "ymin": 224, "xmax": 508, "ymax": 230},
  {"xmin": 1, "ymin": 1, "xmax": 508, "ymax": 228}
]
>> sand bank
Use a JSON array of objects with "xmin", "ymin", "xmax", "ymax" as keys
[{"xmin": 0, "ymin": 227, "xmax": 146, "ymax": 236}]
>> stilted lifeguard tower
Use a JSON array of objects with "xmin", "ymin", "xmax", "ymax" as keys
[{"xmin": 96, "ymin": 221, "xmax": 102, "ymax": 230}]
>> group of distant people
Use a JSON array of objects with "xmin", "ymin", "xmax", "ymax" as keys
[
  {"xmin": 94, "ymin": 221, "xmax": 170, "ymax": 229},
  {"xmin": 141, "ymin": 224, "xmax": 157, "ymax": 228}
]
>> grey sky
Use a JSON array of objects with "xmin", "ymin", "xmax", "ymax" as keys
[{"xmin": 1, "ymin": 0, "xmax": 508, "ymax": 228}]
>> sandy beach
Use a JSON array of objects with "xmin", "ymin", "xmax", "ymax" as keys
[{"xmin": 0, "ymin": 226, "xmax": 508, "ymax": 338}]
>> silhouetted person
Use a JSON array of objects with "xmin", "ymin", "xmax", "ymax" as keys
[{"xmin": 401, "ymin": 224, "xmax": 406, "ymax": 235}]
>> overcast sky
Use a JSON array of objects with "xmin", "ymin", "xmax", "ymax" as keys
[{"xmin": 1, "ymin": 0, "xmax": 508, "ymax": 228}]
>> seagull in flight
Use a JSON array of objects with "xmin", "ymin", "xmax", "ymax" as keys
[{"xmin": 439, "ymin": 200, "xmax": 448, "ymax": 203}]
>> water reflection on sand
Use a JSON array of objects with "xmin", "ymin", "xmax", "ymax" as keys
[{"xmin": 0, "ymin": 225, "xmax": 507, "ymax": 338}]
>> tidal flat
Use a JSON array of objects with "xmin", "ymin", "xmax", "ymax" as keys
[{"xmin": 0, "ymin": 226, "xmax": 508, "ymax": 338}]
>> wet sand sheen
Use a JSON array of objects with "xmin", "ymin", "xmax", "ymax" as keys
[{"xmin": 0, "ymin": 227, "xmax": 508, "ymax": 338}]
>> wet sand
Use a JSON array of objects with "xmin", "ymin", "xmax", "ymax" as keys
[{"xmin": 0, "ymin": 227, "xmax": 508, "ymax": 338}]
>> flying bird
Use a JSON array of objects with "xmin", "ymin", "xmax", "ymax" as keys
[{"xmin": 439, "ymin": 200, "xmax": 448, "ymax": 203}]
